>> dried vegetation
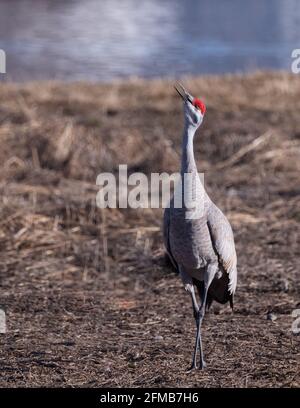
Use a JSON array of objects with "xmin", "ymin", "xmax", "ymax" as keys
[{"xmin": 0, "ymin": 72, "xmax": 299, "ymax": 387}]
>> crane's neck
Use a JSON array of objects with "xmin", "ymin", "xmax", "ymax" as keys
[
  {"xmin": 180, "ymin": 125, "xmax": 207, "ymax": 217},
  {"xmin": 181, "ymin": 125, "xmax": 198, "ymax": 176}
]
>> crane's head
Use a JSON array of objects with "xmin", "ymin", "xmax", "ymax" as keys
[{"xmin": 174, "ymin": 83, "xmax": 206, "ymax": 129}]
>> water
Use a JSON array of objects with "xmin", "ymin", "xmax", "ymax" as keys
[{"xmin": 0, "ymin": 0, "xmax": 299, "ymax": 81}]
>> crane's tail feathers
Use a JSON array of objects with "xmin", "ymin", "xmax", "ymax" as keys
[
  {"xmin": 205, "ymin": 270, "xmax": 234, "ymax": 307},
  {"xmin": 227, "ymin": 265, "xmax": 237, "ymax": 296}
]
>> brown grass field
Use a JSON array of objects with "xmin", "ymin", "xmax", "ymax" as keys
[{"xmin": 0, "ymin": 72, "xmax": 299, "ymax": 387}]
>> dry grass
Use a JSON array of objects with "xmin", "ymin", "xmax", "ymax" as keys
[{"xmin": 0, "ymin": 71, "xmax": 299, "ymax": 387}]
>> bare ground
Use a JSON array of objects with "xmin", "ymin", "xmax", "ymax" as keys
[{"xmin": 0, "ymin": 72, "xmax": 299, "ymax": 387}]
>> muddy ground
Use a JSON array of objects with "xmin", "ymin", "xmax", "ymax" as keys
[{"xmin": 0, "ymin": 72, "xmax": 299, "ymax": 387}]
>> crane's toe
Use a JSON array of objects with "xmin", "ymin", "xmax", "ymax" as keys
[
  {"xmin": 187, "ymin": 363, "xmax": 197, "ymax": 373},
  {"xmin": 187, "ymin": 359, "xmax": 206, "ymax": 372}
]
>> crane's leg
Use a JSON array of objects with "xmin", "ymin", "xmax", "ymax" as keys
[
  {"xmin": 179, "ymin": 267, "xmax": 199, "ymax": 318},
  {"xmin": 179, "ymin": 267, "xmax": 200, "ymax": 370},
  {"xmin": 192, "ymin": 264, "xmax": 217, "ymax": 370}
]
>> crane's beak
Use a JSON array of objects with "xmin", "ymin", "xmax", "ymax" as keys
[{"xmin": 174, "ymin": 83, "xmax": 193, "ymax": 104}]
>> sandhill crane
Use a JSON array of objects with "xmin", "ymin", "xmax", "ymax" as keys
[{"xmin": 163, "ymin": 84, "xmax": 237, "ymax": 370}]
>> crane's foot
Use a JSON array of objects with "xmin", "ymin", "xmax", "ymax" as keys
[
  {"xmin": 187, "ymin": 359, "xmax": 206, "ymax": 372},
  {"xmin": 187, "ymin": 361, "xmax": 198, "ymax": 372}
]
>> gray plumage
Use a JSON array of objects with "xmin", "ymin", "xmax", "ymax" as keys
[{"xmin": 163, "ymin": 84, "xmax": 237, "ymax": 370}]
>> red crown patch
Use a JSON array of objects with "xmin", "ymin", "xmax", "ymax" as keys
[{"xmin": 193, "ymin": 98, "xmax": 206, "ymax": 115}]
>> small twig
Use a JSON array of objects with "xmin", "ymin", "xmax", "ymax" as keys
[
  {"xmin": 215, "ymin": 130, "xmax": 273, "ymax": 170},
  {"xmin": 118, "ymin": 227, "xmax": 160, "ymax": 234},
  {"xmin": 31, "ymin": 147, "xmax": 40, "ymax": 169}
]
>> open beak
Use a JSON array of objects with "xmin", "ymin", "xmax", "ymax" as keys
[{"xmin": 174, "ymin": 83, "xmax": 193, "ymax": 104}]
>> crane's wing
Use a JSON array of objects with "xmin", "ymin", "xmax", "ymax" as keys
[
  {"xmin": 163, "ymin": 206, "xmax": 179, "ymax": 272},
  {"xmin": 207, "ymin": 204, "xmax": 237, "ymax": 295}
]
